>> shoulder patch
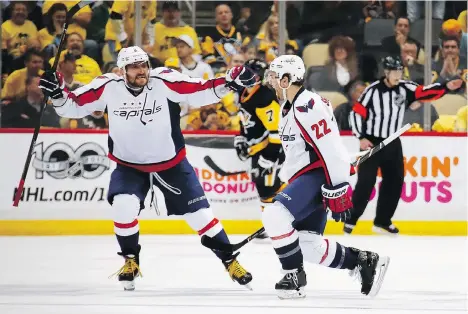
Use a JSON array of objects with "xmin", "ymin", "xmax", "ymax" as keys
[
  {"xmin": 159, "ymin": 69, "xmax": 173, "ymax": 74},
  {"xmin": 296, "ymin": 98, "xmax": 315, "ymax": 113},
  {"xmin": 97, "ymin": 75, "xmax": 107, "ymax": 79}
]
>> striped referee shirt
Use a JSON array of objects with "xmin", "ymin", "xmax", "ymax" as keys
[{"xmin": 349, "ymin": 78, "xmax": 449, "ymax": 139}]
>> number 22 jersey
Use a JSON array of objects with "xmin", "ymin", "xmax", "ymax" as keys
[{"xmin": 278, "ymin": 87, "xmax": 350, "ymax": 186}]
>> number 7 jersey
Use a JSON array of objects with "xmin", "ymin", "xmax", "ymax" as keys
[{"xmin": 278, "ymin": 87, "xmax": 351, "ymax": 185}]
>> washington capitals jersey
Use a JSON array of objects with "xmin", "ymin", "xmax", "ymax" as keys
[
  {"xmin": 279, "ymin": 87, "xmax": 350, "ymax": 185},
  {"xmin": 238, "ymin": 84, "xmax": 281, "ymax": 157},
  {"xmin": 50, "ymin": 67, "xmax": 229, "ymax": 172}
]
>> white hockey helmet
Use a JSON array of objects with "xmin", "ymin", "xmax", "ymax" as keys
[
  {"xmin": 117, "ymin": 46, "xmax": 150, "ymax": 69},
  {"xmin": 117, "ymin": 46, "xmax": 150, "ymax": 89},
  {"xmin": 267, "ymin": 54, "xmax": 305, "ymax": 87}
]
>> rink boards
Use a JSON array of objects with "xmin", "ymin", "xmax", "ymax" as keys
[{"xmin": 0, "ymin": 130, "xmax": 466, "ymax": 236}]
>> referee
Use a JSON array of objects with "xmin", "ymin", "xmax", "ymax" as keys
[{"xmin": 346, "ymin": 56, "xmax": 462, "ymax": 235}]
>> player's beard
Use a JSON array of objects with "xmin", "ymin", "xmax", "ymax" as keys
[{"xmin": 127, "ymin": 74, "xmax": 149, "ymax": 89}]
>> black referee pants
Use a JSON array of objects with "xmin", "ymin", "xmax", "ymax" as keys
[{"xmin": 348, "ymin": 137, "xmax": 404, "ymax": 227}]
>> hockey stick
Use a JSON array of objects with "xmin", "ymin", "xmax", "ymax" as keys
[
  {"xmin": 204, "ymin": 156, "xmax": 247, "ymax": 176},
  {"xmin": 12, "ymin": 0, "xmax": 95, "ymax": 207},
  {"xmin": 202, "ymin": 227, "xmax": 266, "ymax": 253},
  {"xmin": 351, "ymin": 123, "xmax": 411, "ymax": 167},
  {"xmin": 201, "ymin": 123, "xmax": 412, "ymax": 252}
]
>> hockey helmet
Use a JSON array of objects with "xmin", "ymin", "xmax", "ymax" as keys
[
  {"xmin": 382, "ymin": 56, "xmax": 403, "ymax": 71},
  {"xmin": 266, "ymin": 55, "xmax": 305, "ymax": 89},
  {"xmin": 117, "ymin": 46, "xmax": 150, "ymax": 70}
]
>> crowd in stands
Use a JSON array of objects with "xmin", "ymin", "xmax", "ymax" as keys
[{"xmin": 0, "ymin": 1, "xmax": 466, "ymax": 132}]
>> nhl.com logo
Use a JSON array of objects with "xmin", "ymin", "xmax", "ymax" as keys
[{"xmin": 32, "ymin": 142, "xmax": 110, "ymax": 179}]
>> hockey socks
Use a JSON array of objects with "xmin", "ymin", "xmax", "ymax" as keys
[
  {"xmin": 184, "ymin": 207, "xmax": 232, "ymax": 260},
  {"xmin": 299, "ymin": 231, "xmax": 358, "ymax": 270},
  {"xmin": 273, "ymin": 238, "xmax": 304, "ymax": 270},
  {"xmin": 116, "ymin": 232, "xmax": 140, "ymax": 255}
]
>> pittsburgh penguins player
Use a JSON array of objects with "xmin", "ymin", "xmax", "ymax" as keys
[{"xmin": 235, "ymin": 59, "xmax": 285, "ymax": 239}]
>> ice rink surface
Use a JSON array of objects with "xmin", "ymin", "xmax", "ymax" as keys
[{"xmin": 1, "ymin": 235, "xmax": 466, "ymax": 314}]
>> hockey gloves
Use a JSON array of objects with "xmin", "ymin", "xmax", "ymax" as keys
[
  {"xmin": 234, "ymin": 136, "xmax": 250, "ymax": 161},
  {"xmin": 226, "ymin": 66, "xmax": 258, "ymax": 92},
  {"xmin": 321, "ymin": 182, "xmax": 353, "ymax": 222},
  {"xmin": 39, "ymin": 71, "xmax": 64, "ymax": 100}
]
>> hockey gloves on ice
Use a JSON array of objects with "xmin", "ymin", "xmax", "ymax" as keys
[
  {"xmin": 39, "ymin": 71, "xmax": 64, "ymax": 100},
  {"xmin": 321, "ymin": 183, "xmax": 353, "ymax": 222},
  {"xmin": 234, "ymin": 136, "xmax": 250, "ymax": 161},
  {"xmin": 226, "ymin": 66, "xmax": 258, "ymax": 92}
]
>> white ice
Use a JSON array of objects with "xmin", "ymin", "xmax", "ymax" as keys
[{"xmin": 1, "ymin": 235, "xmax": 466, "ymax": 314}]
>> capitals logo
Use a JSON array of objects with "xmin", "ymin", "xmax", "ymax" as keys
[{"xmin": 296, "ymin": 98, "xmax": 315, "ymax": 113}]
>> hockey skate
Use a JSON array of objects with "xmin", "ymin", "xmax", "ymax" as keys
[
  {"xmin": 223, "ymin": 252, "xmax": 253, "ymax": 289},
  {"xmin": 111, "ymin": 246, "xmax": 142, "ymax": 291},
  {"xmin": 372, "ymin": 224, "xmax": 399, "ymax": 236},
  {"xmin": 275, "ymin": 267, "xmax": 307, "ymax": 299},
  {"xmin": 349, "ymin": 248, "xmax": 390, "ymax": 297}
]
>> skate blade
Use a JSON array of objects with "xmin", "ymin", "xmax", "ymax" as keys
[
  {"xmin": 242, "ymin": 283, "xmax": 253, "ymax": 291},
  {"xmin": 367, "ymin": 256, "xmax": 390, "ymax": 298},
  {"xmin": 277, "ymin": 287, "xmax": 306, "ymax": 300},
  {"xmin": 121, "ymin": 280, "xmax": 136, "ymax": 291},
  {"xmin": 371, "ymin": 226, "xmax": 399, "ymax": 237}
]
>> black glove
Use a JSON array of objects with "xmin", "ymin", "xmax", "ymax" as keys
[
  {"xmin": 225, "ymin": 66, "xmax": 258, "ymax": 92},
  {"xmin": 234, "ymin": 135, "xmax": 249, "ymax": 161},
  {"xmin": 39, "ymin": 71, "xmax": 64, "ymax": 100}
]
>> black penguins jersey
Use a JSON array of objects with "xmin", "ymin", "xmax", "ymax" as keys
[
  {"xmin": 238, "ymin": 84, "xmax": 281, "ymax": 157},
  {"xmin": 202, "ymin": 25, "xmax": 242, "ymax": 66}
]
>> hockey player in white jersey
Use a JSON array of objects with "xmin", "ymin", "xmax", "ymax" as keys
[
  {"xmin": 262, "ymin": 55, "xmax": 390, "ymax": 299},
  {"xmin": 38, "ymin": 46, "xmax": 256, "ymax": 291}
]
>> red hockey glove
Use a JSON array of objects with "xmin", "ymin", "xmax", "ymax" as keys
[{"xmin": 321, "ymin": 183, "xmax": 353, "ymax": 222}]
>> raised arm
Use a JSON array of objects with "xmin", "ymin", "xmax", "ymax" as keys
[
  {"xmin": 39, "ymin": 72, "xmax": 108, "ymax": 118},
  {"xmin": 152, "ymin": 66, "xmax": 257, "ymax": 109}
]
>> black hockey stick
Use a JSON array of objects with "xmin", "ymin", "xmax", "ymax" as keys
[
  {"xmin": 201, "ymin": 123, "xmax": 412, "ymax": 252},
  {"xmin": 204, "ymin": 156, "xmax": 247, "ymax": 176},
  {"xmin": 201, "ymin": 227, "xmax": 266, "ymax": 253},
  {"xmin": 13, "ymin": 0, "xmax": 95, "ymax": 207}
]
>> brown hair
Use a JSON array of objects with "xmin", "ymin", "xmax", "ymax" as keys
[{"xmin": 326, "ymin": 36, "xmax": 358, "ymax": 81}]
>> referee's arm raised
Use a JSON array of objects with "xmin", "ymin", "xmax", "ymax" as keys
[{"xmin": 400, "ymin": 79, "xmax": 463, "ymax": 105}]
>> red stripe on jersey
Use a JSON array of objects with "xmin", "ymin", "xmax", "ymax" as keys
[
  {"xmin": 270, "ymin": 229, "xmax": 295, "ymax": 240},
  {"xmin": 352, "ymin": 102, "xmax": 367, "ymax": 119},
  {"xmin": 163, "ymin": 77, "xmax": 226, "ymax": 94},
  {"xmin": 67, "ymin": 84, "xmax": 106, "ymax": 107},
  {"xmin": 114, "ymin": 219, "xmax": 138, "ymax": 229},
  {"xmin": 294, "ymin": 116, "xmax": 332, "ymax": 185},
  {"xmin": 288, "ymin": 160, "xmax": 323, "ymax": 183},
  {"xmin": 415, "ymin": 85, "xmax": 446, "ymax": 102},
  {"xmin": 108, "ymin": 147, "xmax": 186, "ymax": 173},
  {"xmin": 198, "ymin": 218, "xmax": 219, "ymax": 235},
  {"xmin": 319, "ymin": 239, "xmax": 329, "ymax": 264}
]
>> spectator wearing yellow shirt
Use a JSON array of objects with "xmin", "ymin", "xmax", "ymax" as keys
[
  {"xmin": 2, "ymin": 1, "xmax": 40, "ymax": 73},
  {"xmin": 38, "ymin": 3, "xmax": 67, "ymax": 60},
  {"xmin": 42, "ymin": 0, "xmax": 100, "ymax": 63},
  {"xmin": 2, "ymin": 48, "xmax": 44, "ymax": 100},
  {"xmin": 49, "ymin": 33, "xmax": 101, "ymax": 85},
  {"xmin": 105, "ymin": 0, "xmax": 157, "ymax": 61},
  {"xmin": 151, "ymin": 1, "xmax": 201, "ymax": 62}
]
